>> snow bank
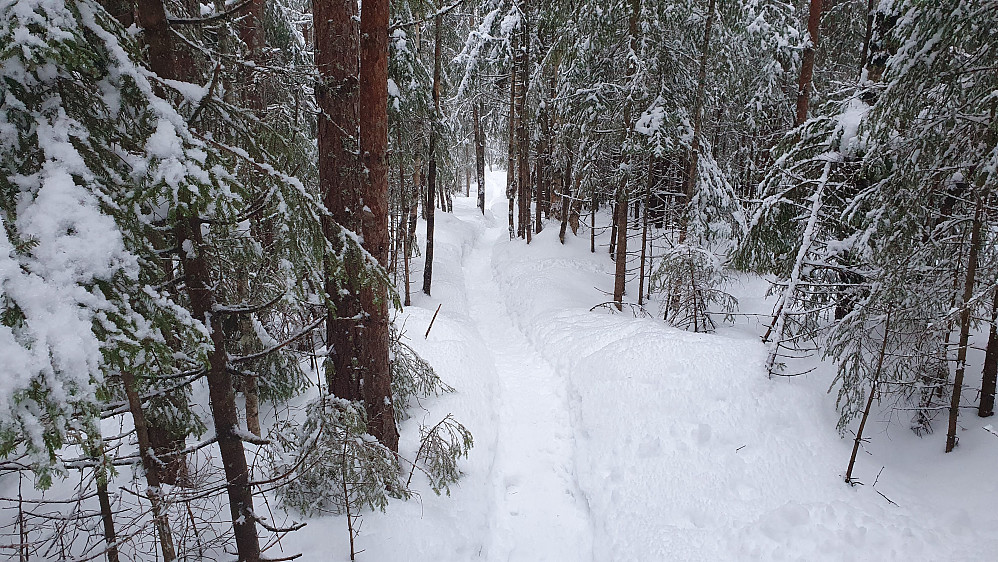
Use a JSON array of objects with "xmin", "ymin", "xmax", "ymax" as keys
[{"xmin": 489, "ymin": 214, "xmax": 998, "ymax": 560}]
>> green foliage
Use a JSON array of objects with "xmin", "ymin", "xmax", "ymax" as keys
[
  {"xmin": 0, "ymin": 0, "xmax": 208, "ymax": 481},
  {"xmin": 651, "ymin": 245, "xmax": 737, "ymax": 333},
  {"xmin": 267, "ymin": 396, "xmax": 409, "ymax": 517},
  {"xmin": 390, "ymin": 327, "xmax": 453, "ymax": 424},
  {"xmin": 411, "ymin": 414, "xmax": 473, "ymax": 496}
]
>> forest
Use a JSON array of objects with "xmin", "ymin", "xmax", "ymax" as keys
[{"xmin": 0, "ymin": 0, "xmax": 996, "ymax": 560}]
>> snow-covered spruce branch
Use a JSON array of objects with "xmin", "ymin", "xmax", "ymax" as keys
[{"xmin": 229, "ymin": 316, "xmax": 325, "ymax": 364}]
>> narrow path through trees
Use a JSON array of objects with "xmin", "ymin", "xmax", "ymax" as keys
[{"xmin": 458, "ymin": 190, "xmax": 594, "ymax": 562}]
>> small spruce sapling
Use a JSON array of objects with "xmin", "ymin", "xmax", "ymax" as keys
[{"xmin": 650, "ymin": 245, "xmax": 737, "ymax": 332}]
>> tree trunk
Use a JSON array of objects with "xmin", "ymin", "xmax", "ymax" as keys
[
  {"xmin": 795, "ymin": 0, "xmax": 824, "ymax": 126},
  {"xmin": 590, "ymin": 192, "xmax": 597, "ymax": 253},
  {"xmin": 122, "ymin": 371, "xmax": 176, "ymax": 562},
  {"xmin": 515, "ymin": 6, "xmax": 530, "ymax": 241},
  {"xmin": 638, "ymin": 163, "xmax": 651, "ymax": 306},
  {"xmin": 507, "ymin": 39, "xmax": 518, "ymax": 240},
  {"xmin": 979, "ymin": 288, "xmax": 998, "ymax": 417},
  {"xmin": 946, "ymin": 188, "xmax": 985, "ymax": 452},
  {"xmin": 678, "ymin": 0, "xmax": 716, "ymax": 245},
  {"xmin": 613, "ymin": 0, "xmax": 636, "ymax": 306},
  {"xmin": 465, "ymin": 148, "xmax": 471, "ymax": 197},
  {"xmin": 860, "ymin": 0, "xmax": 875, "ymax": 79},
  {"xmin": 137, "ymin": 3, "xmax": 260, "ymax": 558},
  {"xmin": 536, "ymin": 65, "xmax": 548, "ymax": 234},
  {"xmin": 559, "ymin": 154, "xmax": 572, "ymax": 244},
  {"xmin": 96, "ymin": 469, "xmax": 119, "ymax": 562},
  {"xmin": 612, "ymin": 193, "xmax": 629, "ymax": 310},
  {"xmin": 411, "ymin": 159, "xmax": 421, "ymax": 241},
  {"xmin": 423, "ymin": 11, "xmax": 443, "ymax": 296},
  {"xmin": 609, "ymin": 202, "xmax": 618, "ymax": 257},
  {"xmin": 475, "ymin": 100, "xmax": 487, "ymax": 214},
  {"xmin": 315, "ymin": 0, "xmax": 363, "ymax": 401},
  {"xmin": 176, "ymin": 218, "xmax": 262, "ymax": 560},
  {"xmin": 845, "ymin": 311, "xmax": 891, "ymax": 485},
  {"xmin": 402, "ymin": 163, "xmax": 413, "ymax": 307},
  {"xmin": 359, "ymin": 0, "xmax": 399, "ymax": 451}
]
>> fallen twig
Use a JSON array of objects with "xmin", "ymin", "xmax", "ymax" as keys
[{"xmin": 425, "ymin": 304, "xmax": 442, "ymax": 339}]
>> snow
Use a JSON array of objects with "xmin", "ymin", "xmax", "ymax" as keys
[{"xmin": 282, "ymin": 171, "xmax": 998, "ymax": 561}]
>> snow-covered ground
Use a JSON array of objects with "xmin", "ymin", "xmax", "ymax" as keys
[{"xmin": 285, "ymin": 171, "xmax": 998, "ymax": 561}]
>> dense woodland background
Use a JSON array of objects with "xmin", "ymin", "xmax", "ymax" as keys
[{"xmin": 0, "ymin": 0, "xmax": 995, "ymax": 560}]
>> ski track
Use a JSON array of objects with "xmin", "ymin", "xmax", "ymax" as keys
[{"xmin": 455, "ymin": 201, "xmax": 594, "ymax": 562}]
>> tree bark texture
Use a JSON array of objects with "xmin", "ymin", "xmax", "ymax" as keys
[
  {"xmin": 638, "ymin": 163, "xmax": 652, "ymax": 306},
  {"xmin": 97, "ymin": 474, "xmax": 120, "ymax": 562},
  {"xmin": 559, "ymin": 154, "xmax": 572, "ymax": 244},
  {"xmin": 612, "ymin": 193, "xmax": 629, "ymax": 310},
  {"xmin": 359, "ymin": 0, "xmax": 399, "ymax": 451},
  {"xmin": 315, "ymin": 0, "xmax": 364, "ymax": 401},
  {"xmin": 613, "ymin": 0, "xmax": 640, "ymax": 308}
]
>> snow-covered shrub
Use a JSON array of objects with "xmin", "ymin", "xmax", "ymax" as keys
[
  {"xmin": 391, "ymin": 327, "xmax": 453, "ymax": 424},
  {"xmin": 408, "ymin": 414, "xmax": 473, "ymax": 496},
  {"xmin": 651, "ymin": 245, "xmax": 736, "ymax": 332},
  {"xmin": 267, "ymin": 396, "xmax": 408, "ymax": 517}
]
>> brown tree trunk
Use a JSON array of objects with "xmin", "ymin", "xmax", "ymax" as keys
[
  {"xmin": 315, "ymin": 0, "xmax": 363, "ymax": 401},
  {"xmin": 947, "ymin": 189, "xmax": 985, "ymax": 452},
  {"xmin": 122, "ymin": 371, "xmax": 177, "ymax": 562},
  {"xmin": 638, "ymin": 163, "xmax": 652, "ymax": 306},
  {"xmin": 176, "ymin": 218, "xmax": 262, "ymax": 560},
  {"xmin": 411, "ymin": 159, "xmax": 422, "ymax": 233},
  {"xmin": 612, "ymin": 194, "xmax": 628, "ymax": 310},
  {"xmin": 235, "ymin": 0, "xmax": 268, "ymax": 441},
  {"xmin": 359, "ymin": 0, "xmax": 399, "ymax": 451},
  {"xmin": 137, "ymin": 3, "xmax": 260, "ymax": 558},
  {"xmin": 465, "ymin": 148, "xmax": 471, "ymax": 197},
  {"xmin": 403, "ymin": 161, "xmax": 413, "ymax": 307},
  {"xmin": 796, "ymin": 0, "xmax": 824, "ymax": 126},
  {"xmin": 244, "ymin": 375, "xmax": 261, "ymax": 437},
  {"xmin": 475, "ymin": 100, "xmax": 487, "ymax": 214},
  {"xmin": 536, "ymin": 64, "xmax": 549, "ymax": 234},
  {"xmin": 423, "ymin": 11, "xmax": 443, "ymax": 296},
  {"xmin": 979, "ymin": 288, "xmax": 998, "ymax": 417},
  {"xmin": 507, "ymin": 39, "xmax": 518, "ymax": 240},
  {"xmin": 96, "ymin": 470, "xmax": 120, "ymax": 562},
  {"xmin": 613, "ymin": 0, "xmax": 640, "ymax": 308},
  {"xmin": 860, "ymin": 0, "xmax": 875, "ymax": 79},
  {"xmin": 559, "ymin": 155, "xmax": 572, "ymax": 244},
  {"xmin": 515, "ymin": 8, "xmax": 530, "ymax": 241},
  {"xmin": 678, "ymin": 0, "xmax": 716, "ymax": 244},
  {"xmin": 590, "ymin": 193, "xmax": 597, "ymax": 253},
  {"xmin": 609, "ymin": 201, "xmax": 619, "ymax": 256},
  {"xmin": 569, "ymin": 174, "xmax": 582, "ymax": 235}
]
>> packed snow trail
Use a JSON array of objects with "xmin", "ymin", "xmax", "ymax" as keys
[{"xmin": 463, "ymin": 217, "xmax": 593, "ymax": 562}]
